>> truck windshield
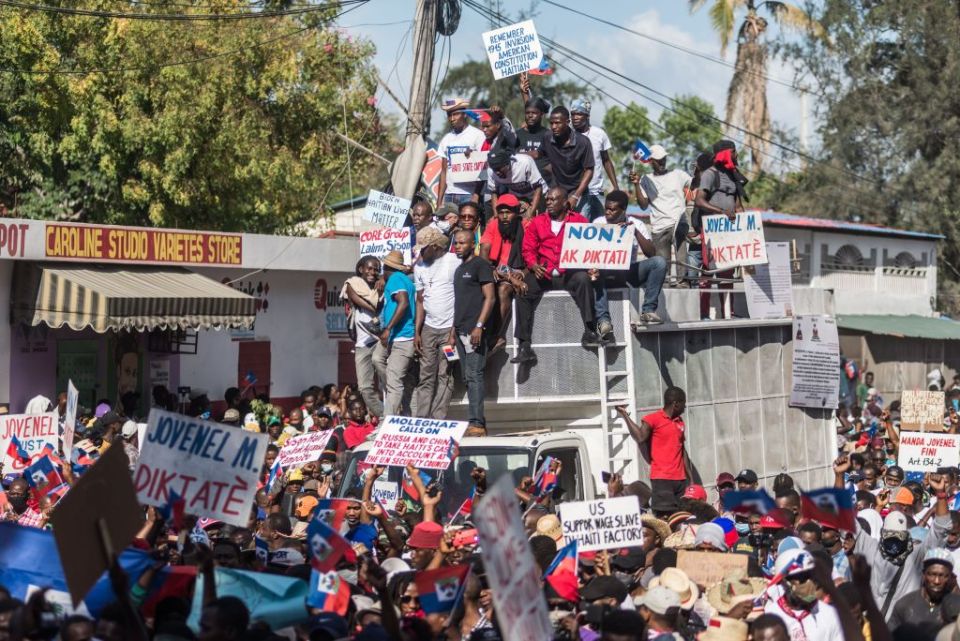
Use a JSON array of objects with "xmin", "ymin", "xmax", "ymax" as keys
[{"xmin": 338, "ymin": 446, "xmax": 533, "ymax": 518}]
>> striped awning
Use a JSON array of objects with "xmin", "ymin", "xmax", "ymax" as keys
[{"xmin": 12, "ymin": 262, "xmax": 256, "ymax": 332}]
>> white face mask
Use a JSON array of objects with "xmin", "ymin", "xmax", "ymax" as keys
[{"xmin": 436, "ymin": 220, "xmax": 452, "ymax": 234}]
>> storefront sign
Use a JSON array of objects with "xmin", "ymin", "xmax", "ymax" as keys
[
  {"xmin": 898, "ymin": 433, "xmax": 960, "ymax": 472},
  {"xmin": 703, "ymin": 212, "xmax": 768, "ymax": 270},
  {"xmin": 149, "ymin": 360, "xmax": 170, "ymax": 387},
  {"xmin": 558, "ymin": 496, "xmax": 643, "ymax": 552},
  {"xmin": 0, "ymin": 222, "xmax": 30, "ymax": 258},
  {"xmin": 789, "ymin": 315, "xmax": 840, "ymax": 409},
  {"xmin": 559, "ymin": 223, "xmax": 633, "ymax": 271},
  {"xmin": 446, "ymin": 151, "xmax": 488, "ymax": 183},
  {"xmin": 0, "ymin": 412, "xmax": 58, "ymax": 472},
  {"xmin": 363, "ymin": 416, "xmax": 469, "ymax": 470},
  {"xmin": 358, "ymin": 227, "xmax": 412, "ymax": 266},
  {"xmin": 314, "ymin": 278, "xmax": 349, "ymax": 339},
  {"xmin": 900, "ymin": 390, "xmax": 946, "ymax": 432},
  {"xmin": 363, "ymin": 190, "xmax": 411, "ymax": 230},
  {"xmin": 482, "ymin": 20, "xmax": 544, "ymax": 80},
  {"xmin": 45, "ymin": 223, "xmax": 242, "ymax": 265}
]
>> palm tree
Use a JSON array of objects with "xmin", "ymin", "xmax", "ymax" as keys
[{"xmin": 690, "ymin": 0, "xmax": 816, "ymax": 177}]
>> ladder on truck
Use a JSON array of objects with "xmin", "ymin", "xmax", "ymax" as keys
[{"xmin": 597, "ymin": 288, "xmax": 639, "ymax": 480}]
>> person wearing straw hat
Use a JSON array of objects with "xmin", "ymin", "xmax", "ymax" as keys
[
  {"xmin": 706, "ymin": 569, "xmax": 767, "ymax": 621},
  {"xmin": 699, "ymin": 617, "xmax": 748, "ymax": 641},
  {"xmin": 437, "ymin": 97, "xmax": 486, "ymax": 206},
  {"xmin": 372, "ymin": 250, "xmax": 417, "ymax": 417}
]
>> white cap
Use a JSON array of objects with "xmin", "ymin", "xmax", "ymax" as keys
[
  {"xmin": 883, "ymin": 511, "xmax": 909, "ymax": 533},
  {"xmin": 772, "ymin": 548, "xmax": 814, "ymax": 578},
  {"xmin": 121, "ymin": 420, "xmax": 138, "ymax": 439},
  {"xmin": 648, "ymin": 144, "xmax": 668, "ymax": 160},
  {"xmin": 639, "ymin": 585, "xmax": 681, "ymax": 615},
  {"xmin": 381, "ymin": 557, "xmax": 411, "ymax": 581}
]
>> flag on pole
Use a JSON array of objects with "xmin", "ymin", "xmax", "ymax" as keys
[
  {"xmin": 6, "ymin": 436, "xmax": 30, "ymax": 466},
  {"xmin": 414, "ymin": 565, "xmax": 470, "ymax": 614},
  {"xmin": 800, "ymin": 487, "xmax": 856, "ymax": 532},
  {"xmin": 544, "ymin": 540, "xmax": 578, "ymax": 602},
  {"xmin": 721, "ymin": 489, "xmax": 777, "ymax": 515},
  {"xmin": 308, "ymin": 569, "xmax": 351, "ymax": 615},
  {"xmin": 306, "ymin": 512, "xmax": 357, "ymax": 572}
]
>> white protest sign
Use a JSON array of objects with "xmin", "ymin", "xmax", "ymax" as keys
[
  {"xmin": 0, "ymin": 412, "xmax": 58, "ymax": 472},
  {"xmin": 275, "ymin": 430, "xmax": 333, "ymax": 469},
  {"xmin": 900, "ymin": 390, "xmax": 945, "ymax": 432},
  {"xmin": 372, "ymin": 480, "xmax": 399, "ymax": 510},
  {"xmin": 134, "ymin": 409, "xmax": 269, "ymax": 526},
  {"xmin": 559, "ymin": 223, "xmax": 633, "ymax": 271},
  {"xmin": 898, "ymin": 433, "xmax": 960, "ymax": 472},
  {"xmin": 364, "ymin": 416, "xmax": 469, "ymax": 470},
  {"xmin": 474, "ymin": 475, "xmax": 553, "ymax": 641},
  {"xmin": 743, "ymin": 241, "xmax": 794, "ymax": 319},
  {"xmin": 136, "ymin": 423, "xmax": 147, "ymax": 452},
  {"xmin": 703, "ymin": 211, "xmax": 768, "ymax": 270},
  {"xmin": 363, "ymin": 190, "xmax": 411, "ymax": 230},
  {"xmin": 359, "ymin": 227, "xmax": 412, "ymax": 265},
  {"xmin": 558, "ymin": 496, "xmax": 643, "ymax": 552},
  {"xmin": 63, "ymin": 380, "xmax": 79, "ymax": 456},
  {"xmin": 789, "ymin": 315, "xmax": 840, "ymax": 409},
  {"xmin": 482, "ymin": 20, "xmax": 544, "ymax": 80},
  {"xmin": 447, "ymin": 150, "xmax": 488, "ymax": 183}
]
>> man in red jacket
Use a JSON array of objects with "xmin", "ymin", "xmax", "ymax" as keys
[{"xmin": 511, "ymin": 186, "xmax": 600, "ymax": 365}]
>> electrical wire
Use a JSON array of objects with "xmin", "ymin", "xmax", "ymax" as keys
[{"xmin": 0, "ymin": 0, "xmax": 366, "ymax": 21}]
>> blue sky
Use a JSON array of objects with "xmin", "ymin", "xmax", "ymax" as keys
[{"xmin": 336, "ymin": 0, "xmax": 808, "ymax": 152}]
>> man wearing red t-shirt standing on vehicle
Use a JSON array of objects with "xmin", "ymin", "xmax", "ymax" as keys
[{"xmin": 616, "ymin": 386, "xmax": 691, "ymax": 515}]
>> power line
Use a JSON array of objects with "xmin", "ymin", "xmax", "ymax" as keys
[{"xmin": 0, "ymin": 0, "xmax": 366, "ymax": 21}]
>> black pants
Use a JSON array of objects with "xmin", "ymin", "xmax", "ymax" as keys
[
  {"xmin": 514, "ymin": 270, "xmax": 595, "ymax": 347},
  {"xmin": 650, "ymin": 478, "xmax": 687, "ymax": 515}
]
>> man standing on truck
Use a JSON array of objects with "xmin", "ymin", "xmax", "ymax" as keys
[{"xmin": 616, "ymin": 386, "xmax": 691, "ymax": 515}]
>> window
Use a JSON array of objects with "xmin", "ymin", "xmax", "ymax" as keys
[{"xmin": 535, "ymin": 447, "xmax": 583, "ymax": 503}]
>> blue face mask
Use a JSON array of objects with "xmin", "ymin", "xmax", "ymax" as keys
[
  {"xmin": 735, "ymin": 522, "xmax": 750, "ymax": 535},
  {"xmin": 952, "ymin": 399, "xmax": 959, "ymax": 411}
]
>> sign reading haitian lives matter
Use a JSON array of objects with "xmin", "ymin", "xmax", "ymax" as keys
[
  {"xmin": 363, "ymin": 416, "xmax": 469, "ymax": 470},
  {"xmin": 0, "ymin": 412, "xmax": 57, "ymax": 471},
  {"xmin": 743, "ymin": 242, "xmax": 794, "ymax": 319},
  {"xmin": 703, "ymin": 212, "xmax": 768, "ymax": 270},
  {"xmin": 363, "ymin": 190, "xmax": 412, "ymax": 230},
  {"xmin": 45, "ymin": 223, "xmax": 242, "ymax": 265},
  {"xmin": 134, "ymin": 410, "xmax": 269, "ymax": 526},
  {"xmin": 275, "ymin": 430, "xmax": 334, "ymax": 469},
  {"xmin": 789, "ymin": 315, "xmax": 840, "ymax": 409},
  {"xmin": 446, "ymin": 150, "xmax": 489, "ymax": 183},
  {"xmin": 558, "ymin": 496, "xmax": 643, "ymax": 552},
  {"xmin": 473, "ymin": 475, "xmax": 553, "ymax": 641},
  {"xmin": 482, "ymin": 20, "xmax": 544, "ymax": 80},
  {"xmin": 559, "ymin": 223, "xmax": 633, "ymax": 271},
  {"xmin": 359, "ymin": 227, "xmax": 412, "ymax": 266},
  {"xmin": 899, "ymin": 390, "xmax": 946, "ymax": 432},
  {"xmin": 898, "ymin": 433, "xmax": 960, "ymax": 473}
]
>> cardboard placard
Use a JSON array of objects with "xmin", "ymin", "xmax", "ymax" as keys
[
  {"xmin": 473, "ymin": 475, "xmax": 553, "ymax": 641},
  {"xmin": 363, "ymin": 416, "xmax": 469, "ymax": 470},
  {"xmin": 446, "ymin": 150, "xmax": 488, "ymax": 183},
  {"xmin": 50, "ymin": 442, "xmax": 144, "ymax": 606},
  {"xmin": 482, "ymin": 20, "xmax": 544, "ymax": 80},
  {"xmin": 372, "ymin": 480, "xmax": 399, "ymax": 510},
  {"xmin": 744, "ymin": 242, "xmax": 794, "ymax": 319},
  {"xmin": 0, "ymin": 412, "xmax": 58, "ymax": 472},
  {"xmin": 703, "ymin": 212, "xmax": 768, "ymax": 270},
  {"xmin": 363, "ymin": 190, "xmax": 411, "ymax": 230},
  {"xmin": 789, "ymin": 315, "xmax": 840, "ymax": 409},
  {"xmin": 134, "ymin": 409, "xmax": 268, "ymax": 526},
  {"xmin": 898, "ymin": 433, "xmax": 960, "ymax": 472},
  {"xmin": 275, "ymin": 430, "xmax": 333, "ymax": 469},
  {"xmin": 358, "ymin": 226, "xmax": 412, "ymax": 265},
  {"xmin": 900, "ymin": 390, "xmax": 945, "ymax": 432},
  {"xmin": 558, "ymin": 496, "xmax": 643, "ymax": 552},
  {"xmin": 677, "ymin": 550, "xmax": 748, "ymax": 589},
  {"xmin": 558, "ymin": 223, "xmax": 634, "ymax": 271},
  {"xmin": 63, "ymin": 380, "xmax": 79, "ymax": 457}
]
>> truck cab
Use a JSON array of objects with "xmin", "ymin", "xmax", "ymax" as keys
[{"xmin": 337, "ymin": 430, "xmax": 596, "ymax": 515}]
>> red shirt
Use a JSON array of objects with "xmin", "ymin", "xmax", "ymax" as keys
[
  {"xmin": 521, "ymin": 210, "xmax": 588, "ymax": 275},
  {"xmin": 643, "ymin": 409, "xmax": 686, "ymax": 480},
  {"xmin": 480, "ymin": 218, "xmax": 530, "ymax": 267}
]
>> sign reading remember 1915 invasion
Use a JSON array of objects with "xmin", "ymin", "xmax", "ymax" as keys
[{"xmin": 481, "ymin": 20, "xmax": 544, "ymax": 80}]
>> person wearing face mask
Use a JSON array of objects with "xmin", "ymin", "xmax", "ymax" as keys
[
  {"xmin": 5, "ymin": 477, "xmax": 45, "ymax": 527},
  {"xmin": 822, "ymin": 525, "xmax": 852, "ymax": 582},
  {"xmin": 889, "ymin": 549, "xmax": 960, "ymax": 640},
  {"xmin": 763, "ymin": 549, "xmax": 843, "ymax": 641}
]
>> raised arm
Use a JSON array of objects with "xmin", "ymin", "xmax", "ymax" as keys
[{"xmin": 614, "ymin": 406, "xmax": 651, "ymax": 444}]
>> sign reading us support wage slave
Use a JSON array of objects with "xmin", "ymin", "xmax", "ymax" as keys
[
  {"xmin": 446, "ymin": 150, "xmax": 488, "ymax": 183},
  {"xmin": 703, "ymin": 212, "xmax": 768, "ymax": 270},
  {"xmin": 898, "ymin": 433, "xmax": 960, "ymax": 472},
  {"xmin": 363, "ymin": 416, "xmax": 469, "ymax": 470},
  {"xmin": 559, "ymin": 223, "xmax": 633, "ymax": 271},
  {"xmin": 900, "ymin": 390, "xmax": 946, "ymax": 432},
  {"xmin": 0, "ymin": 412, "xmax": 57, "ymax": 472},
  {"xmin": 135, "ymin": 409, "xmax": 269, "ymax": 526},
  {"xmin": 482, "ymin": 20, "xmax": 544, "ymax": 80},
  {"xmin": 275, "ymin": 430, "xmax": 333, "ymax": 469},
  {"xmin": 358, "ymin": 227, "xmax": 412, "ymax": 265},
  {"xmin": 558, "ymin": 496, "xmax": 643, "ymax": 552},
  {"xmin": 362, "ymin": 190, "xmax": 411, "ymax": 230}
]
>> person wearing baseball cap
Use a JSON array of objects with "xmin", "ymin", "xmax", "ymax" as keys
[
  {"xmin": 570, "ymin": 97, "xmax": 618, "ymax": 220},
  {"xmin": 636, "ymin": 586, "xmax": 682, "ymax": 637},
  {"xmin": 764, "ymin": 548, "xmax": 844, "ymax": 641},
  {"xmin": 889, "ymin": 549, "xmax": 959, "ymax": 639},
  {"xmin": 479, "ymin": 193, "xmax": 529, "ymax": 355},
  {"xmin": 437, "ymin": 97, "xmax": 485, "ymax": 205},
  {"xmin": 735, "ymin": 469, "xmax": 759, "ymax": 490},
  {"xmin": 485, "ymin": 146, "xmax": 546, "ymax": 214},
  {"xmin": 373, "ymin": 249, "xmax": 416, "ymax": 417},
  {"xmin": 682, "ymin": 484, "xmax": 707, "ymax": 502}
]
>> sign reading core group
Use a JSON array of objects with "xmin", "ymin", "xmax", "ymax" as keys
[{"xmin": 46, "ymin": 223, "xmax": 242, "ymax": 265}]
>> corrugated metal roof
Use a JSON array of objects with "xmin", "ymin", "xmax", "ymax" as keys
[{"xmin": 838, "ymin": 314, "xmax": 960, "ymax": 340}]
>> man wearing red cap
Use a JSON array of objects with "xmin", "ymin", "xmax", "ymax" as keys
[
  {"xmin": 407, "ymin": 521, "xmax": 444, "ymax": 570},
  {"xmin": 479, "ymin": 195, "xmax": 530, "ymax": 353}
]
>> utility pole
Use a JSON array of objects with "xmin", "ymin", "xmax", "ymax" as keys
[{"xmin": 391, "ymin": 0, "xmax": 438, "ymax": 199}]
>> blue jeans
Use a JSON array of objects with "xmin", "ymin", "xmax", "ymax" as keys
[
  {"xmin": 455, "ymin": 335, "xmax": 487, "ymax": 426},
  {"xmin": 577, "ymin": 193, "xmax": 604, "ymax": 220},
  {"xmin": 686, "ymin": 244, "xmax": 703, "ymax": 285},
  {"xmin": 594, "ymin": 256, "xmax": 668, "ymax": 321}
]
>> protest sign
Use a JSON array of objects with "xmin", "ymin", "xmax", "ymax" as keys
[
  {"xmin": 789, "ymin": 315, "xmax": 840, "ymax": 409},
  {"xmin": 50, "ymin": 442, "xmax": 143, "ymax": 606},
  {"xmin": 558, "ymin": 496, "xmax": 643, "ymax": 552},
  {"xmin": 63, "ymin": 380, "xmax": 79, "ymax": 456},
  {"xmin": 900, "ymin": 390, "xmax": 946, "ymax": 432},
  {"xmin": 134, "ymin": 409, "xmax": 268, "ymax": 526},
  {"xmin": 364, "ymin": 416, "xmax": 469, "ymax": 470},
  {"xmin": 447, "ymin": 150, "xmax": 488, "ymax": 183},
  {"xmin": 275, "ymin": 430, "xmax": 333, "ymax": 469},
  {"xmin": 358, "ymin": 226, "xmax": 412, "ymax": 265},
  {"xmin": 703, "ymin": 211, "xmax": 768, "ymax": 270},
  {"xmin": 482, "ymin": 20, "xmax": 544, "ymax": 80},
  {"xmin": 558, "ymin": 223, "xmax": 633, "ymax": 271},
  {"xmin": 363, "ymin": 189, "xmax": 411, "ymax": 230},
  {"xmin": 677, "ymin": 550, "xmax": 748, "ymax": 589},
  {"xmin": 743, "ymin": 242, "xmax": 794, "ymax": 319},
  {"xmin": 898, "ymin": 433, "xmax": 960, "ymax": 472},
  {"xmin": 0, "ymin": 412, "xmax": 57, "ymax": 472},
  {"xmin": 474, "ymin": 475, "xmax": 553, "ymax": 641},
  {"xmin": 372, "ymin": 480, "xmax": 399, "ymax": 510}
]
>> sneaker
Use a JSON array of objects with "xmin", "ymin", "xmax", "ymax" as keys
[
  {"xmin": 640, "ymin": 312, "xmax": 663, "ymax": 325},
  {"xmin": 359, "ymin": 319, "xmax": 382, "ymax": 336},
  {"xmin": 510, "ymin": 345, "xmax": 537, "ymax": 364},
  {"xmin": 581, "ymin": 330, "xmax": 603, "ymax": 348},
  {"xmin": 597, "ymin": 319, "xmax": 615, "ymax": 345}
]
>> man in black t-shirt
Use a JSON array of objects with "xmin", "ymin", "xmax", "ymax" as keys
[
  {"xmin": 516, "ymin": 96, "xmax": 552, "ymax": 187},
  {"xmin": 452, "ymin": 229, "xmax": 495, "ymax": 433},
  {"xmin": 541, "ymin": 106, "xmax": 594, "ymax": 211}
]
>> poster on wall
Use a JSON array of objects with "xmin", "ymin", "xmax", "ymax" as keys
[
  {"xmin": 743, "ymin": 242, "xmax": 794, "ymax": 319},
  {"xmin": 789, "ymin": 315, "xmax": 840, "ymax": 409}
]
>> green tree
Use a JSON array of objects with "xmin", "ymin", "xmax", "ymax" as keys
[
  {"xmin": 0, "ymin": 1, "xmax": 390, "ymax": 232},
  {"xmin": 658, "ymin": 95, "xmax": 720, "ymax": 169},
  {"xmin": 601, "ymin": 102, "xmax": 653, "ymax": 185}
]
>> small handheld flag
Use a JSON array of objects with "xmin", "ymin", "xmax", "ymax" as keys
[
  {"xmin": 306, "ymin": 513, "xmax": 357, "ymax": 572},
  {"xmin": 158, "ymin": 489, "xmax": 187, "ymax": 530},
  {"xmin": 721, "ymin": 489, "xmax": 776, "ymax": 515},
  {"xmin": 414, "ymin": 565, "xmax": 470, "ymax": 615},
  {"xmin": 544, "ymin": 540, "xmax": 578, "ymax": 602},
  {"xmin": 24, "ymin": 456, "xmax": 64, "ymax": 500},
  {"xmin": 800, "ymin": 487, "xmax": 856, "ymax": 532},
  {"xmin": 308, "ymin": 569, "xmax": 351, "ymax": 615},
  {"xmin": 6, "ymin": 436, "xmax": 30, "ymax": 466},
  {"xmin": 402, "ymin": 469, "xmax": 433, "ymax": 501},
  {"xmin": 529, "ymin": 57, "xmax": 554, "ymax": 76},
  {"xmin": 632, "ymin": 140, "xmax": 652, "ymax": 163},
  {"xmin": 533, "ymin": 456, "xmax": 558, "ymax": 498}
]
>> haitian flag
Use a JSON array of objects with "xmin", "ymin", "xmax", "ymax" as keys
[
  {"xmin": 632, "ymin": 140, "xmax": 652, "ymax": 162},
  {"xmin": 528, "ymin": 57, "xmax": 554, "ymax": 76},
  {"xmin": 414, "ymin": 564, "xmax": 470, "ymax": 615},
  {"xmin": 544, "ymin": 540, "xmax": 578, "ymax": 602},
  {"xmin": 6, "ymin": 436, "xmax": 30, "ymax": 466},
  {"xmin": 402, "ymin": 469, "xmax": 432, "ymax": 501},
  {"xmin": 313, "ymin": 499, "xmax": 352, "ymax": 535},
  {"xmin": 449, "ymin": 487, "xmax": 475, "ymax": 524},
  {"xmin": 36, "ymin": 443, "xmax": 63, "ymax": 469},
  {"xmin": 306, "ymin": 512, "xmax": 356, "ymax": 572},
  {"xmin": 158, "ymin": 489, "xmax": 186, "ymax": 530},
  {"xmin": 24, "ymin": 456, "xmax": 64, "ymax": 500},
  {"xmin": 721, "ymin": 489, "xmax": 776, "ymax": 515},
  {"xmin": 265, "ymin": 460, "xmax": 284, "ymax": 496},
  {"xmin": 308, "ymin": 569, "xmax": 351, "ymax": 615},
  {"xmin": 533, "ymin": 456, "xmax": 558, "ymax": 498},
  {"xmin": 801, "ymin": 487, "xmax": 856, "ymax": 532}
]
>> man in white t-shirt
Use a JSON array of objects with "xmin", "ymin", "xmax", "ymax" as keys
[
  {"xmin": 412, "ymin": 226, "xmax": 460, "ymax": 419},
  {"xmin": 570, "ymin": 98, "xmax": 618, "ymax": 221},
  {"xmin": 762, "ymin": 549, "xmax": 844, "ymax": 641},
  {"xmin": 437, "ymin": 97, "xmax": 486, "ymax": 206},
  {"xmin": 485, "ymin": 147, "xmax": 546, "ymax": 214},
  {"xmin": 632, "ymin": 144, "xmax": 692, "ymax": 277},
  {"xmin": 590, "ymin": 190, "xmax": 667, "ymax": 340}
]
